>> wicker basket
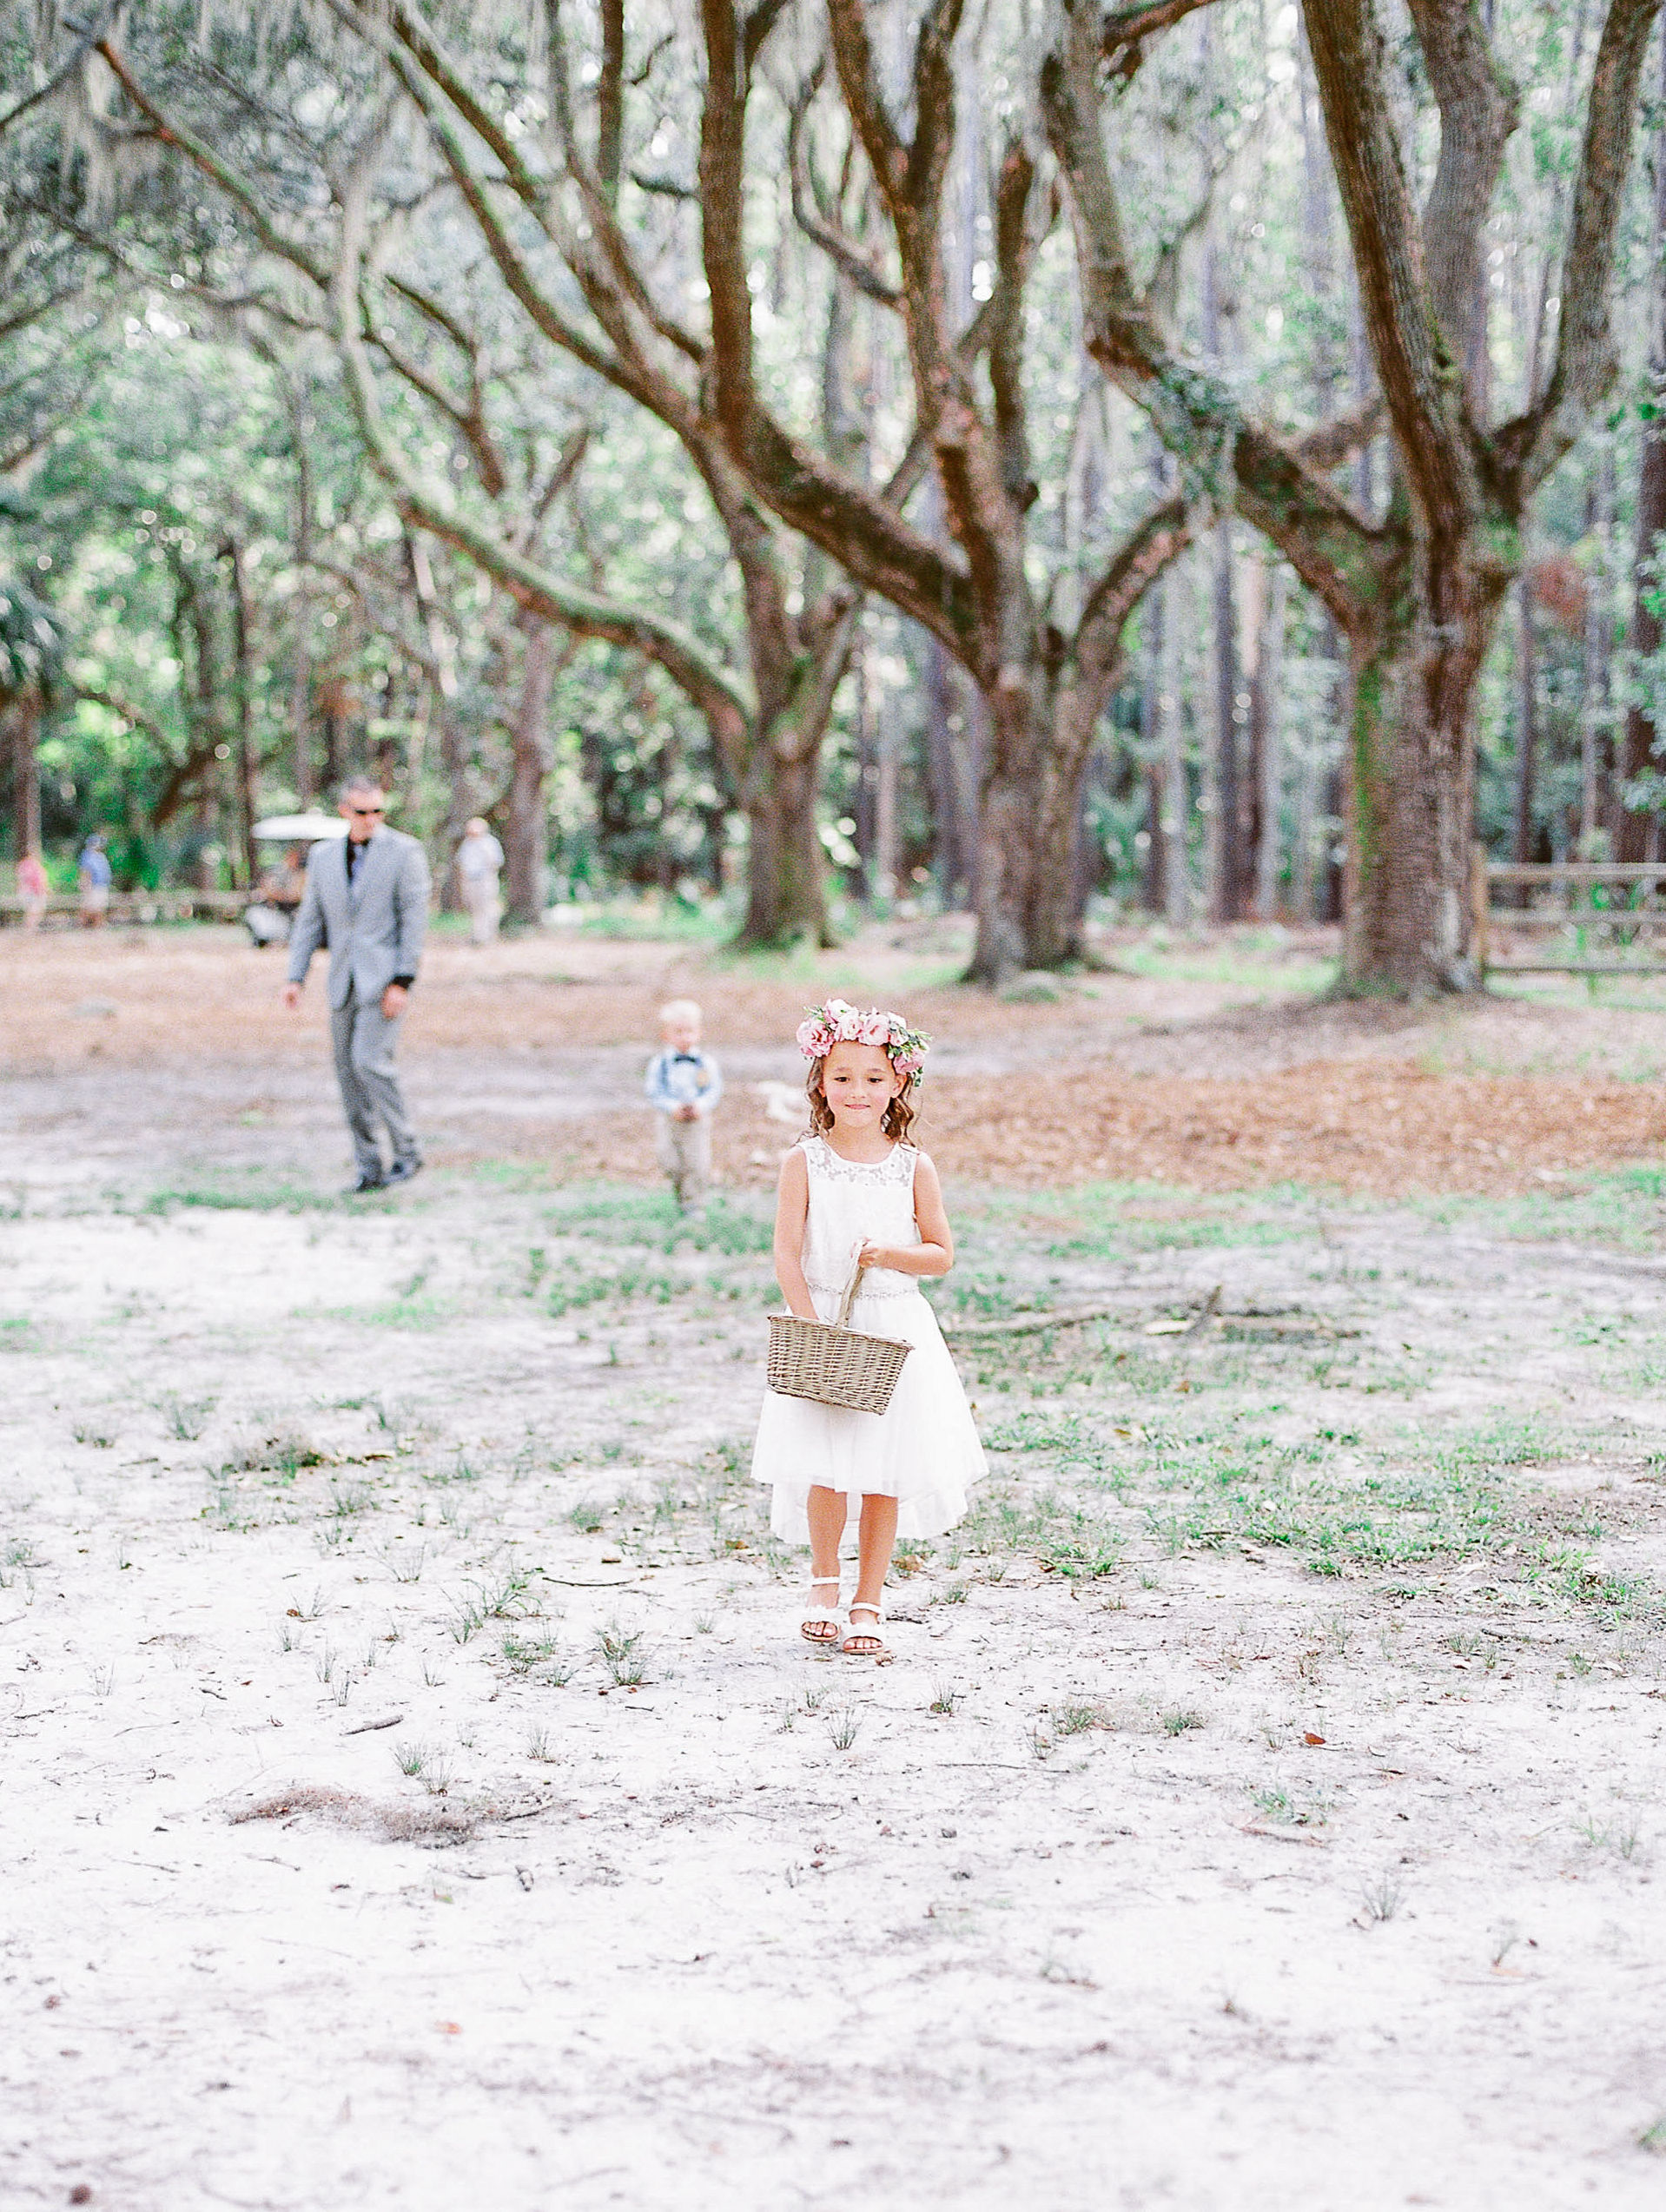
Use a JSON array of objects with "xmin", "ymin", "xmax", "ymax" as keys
[{"xmin": 767, "ymin": 1264, "xmax": 911, "ymax": 1416}]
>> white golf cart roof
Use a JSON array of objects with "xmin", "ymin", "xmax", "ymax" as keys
[{"xmin": 252, "ymin": 814, "xmax": 348, "ymax": 842}]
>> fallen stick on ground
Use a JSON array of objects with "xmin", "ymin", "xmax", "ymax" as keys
[{"xmin": 942, "ymin": 1300, "xmax": 1139, "ymax": 1339}]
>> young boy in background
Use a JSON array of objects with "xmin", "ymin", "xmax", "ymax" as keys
[{"xmin": 644, "ymin": 999, "xmax": 723, "ymax": 1212}]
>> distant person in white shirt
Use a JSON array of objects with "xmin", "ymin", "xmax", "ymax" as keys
[
  {"xmin": 454, "ymin": 817, "xmax": 505, "ymax": 945},
  {"xmin": 644, "ymin": 999, "xmax": 723, "ymax": 1212}
]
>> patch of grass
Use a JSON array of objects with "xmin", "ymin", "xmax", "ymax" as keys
[
  {"xmin": 1248, "ymin": 1782, "xmax": 1331, "ymax": 1828},
  {"xmin": 1418, "ymin": 1163, "xmax": 1666, "ymax": 1256},
  {"xmin": 546, "ymin": 1264, "xmax": 689, "ymax": 1317},
  {"xmin": 1576, "ymin": 1813, "xmax": 1644, "ymax": 1860},
  {"xmin": 1050, "ymin": 1700, "xmax": 1102, "ymax": 1737},
  {"xmin": 1162, "ymin": 1707, "xmax": 1206, "ymax": 1736},
  {"xmin": 825, "ymin": 1704, "xmax": 861, "ymax": 1750},
  {"xmin": 157, "ymin": 1392, "xmax": 215, "ymax": 1440},
  {"xmin": 1359, "ymin": 1870, "xmax": 1405, "ymax": 1923},
  {"xmin": 222, "ymin": 1430, "xmax": 329, "ymax": 1482},
  {"xmin": 929, "ymin": 1680, "xmax": 959, "ymax": 1716},
  {"xmin": 503, "ymin": 1633, "xmax": 572, "ymax": 1683},
  {"xmin": 962, "ymin": 1488, "xmax": 1124, "ymax": 1579},
  {"xmin": 451, "ymin": 1569, "xmax": 532, "ymax": 1642},
  {"xmin": 596, "ymin": 1620, "xmax": 649, "ymax": 1687},
  {"xmin": 312, "ymin": 1295, "xmax": 458, "ymax": 1331}
]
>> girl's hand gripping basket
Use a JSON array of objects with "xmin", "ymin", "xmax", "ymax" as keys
[{"xmin": 767, "ymin": 1262, "xmax": 911, "ymax": 1416}]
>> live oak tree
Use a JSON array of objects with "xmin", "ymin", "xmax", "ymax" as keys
[
  {"xmin": 314, "ymin": 0, "xmax": 871, "ymax": 946},
  {"xmin": 688, "ymin": 0, "xmax": 1391, "ymax": 979},
  {"xmin": 1045, "ymin": 0, "xmax": 1662, "ymax": 993},
  {"xmin": 693, "ymin": 0, "xmax": 1191, "ymax": 980},
  {"xmin": 76, "ymin": 3, "xmax": 866, "ymax": 944}
]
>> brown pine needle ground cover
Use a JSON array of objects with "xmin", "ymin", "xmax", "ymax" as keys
[{"xmin": 6, "ymin": 921, "xmax": 1666, "ymax": 2207}]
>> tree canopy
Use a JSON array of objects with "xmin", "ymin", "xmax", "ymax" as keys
[{"xmin": 3, "ymin": 0, "xmax": 1664, "ymax": 987}]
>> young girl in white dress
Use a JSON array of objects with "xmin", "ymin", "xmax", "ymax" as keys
[{"xmin": 752, "ymin": 1000, "xmax": 985, "ymax": 1657}]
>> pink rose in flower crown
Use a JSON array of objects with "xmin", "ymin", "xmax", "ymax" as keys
[{"xmin": 796, "ymin": 998, "xmax": 930, "ymax": 1085}]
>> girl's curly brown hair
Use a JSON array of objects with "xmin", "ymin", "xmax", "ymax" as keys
[{"xmin": 805, "ymin": 1056, "xmax": 918, "ymax": 1143}]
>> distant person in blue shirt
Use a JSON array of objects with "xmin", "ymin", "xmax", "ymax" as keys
[
  {"xmin": 644, "ymin": 998, "xmax": 723, "ymax": 1212},
  {"xmin": 77, "ymin": 835, "xmax": 112, "ymax": 928}
]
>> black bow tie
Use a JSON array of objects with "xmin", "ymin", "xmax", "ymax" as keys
[{"xmin": 672, "ymin": 1053, "xmax": 700, "ymax": 1063}]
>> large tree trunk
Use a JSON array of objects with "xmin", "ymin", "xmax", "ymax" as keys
[
  {"xmin": 741, "ymin": 741, "xmax": 828, "ymax": 946},
  {"xmin": 972, "ymin": 661, "xmax": 1135, "ymax": 977},
  {"xmin": 1343, "ymin": 550, "xmax": 1506, "ymax": 993},
  {"xmin": 732, "ymin": 604, "xmax": 858, "ymax": 949},
  {"xmin": 504, "ymin": 616, "xmax": 552, "ymax": 927},
  {"xmin": 971, "ymin": 669, "xmax": 1055, "ymax": 980}
]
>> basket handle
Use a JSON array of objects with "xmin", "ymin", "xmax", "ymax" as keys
[{"xmin": 832, "ymin": 1251, "xmax": 867, "ymax": 1330}]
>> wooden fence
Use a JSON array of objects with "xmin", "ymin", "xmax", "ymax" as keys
[
  {"xmin": 0, "ymin": 889, "xmax": 248, "ymax": 928},
  {"xmin": 1473, "ymin": 846, "xmax": 1666, "ymax": 977}
]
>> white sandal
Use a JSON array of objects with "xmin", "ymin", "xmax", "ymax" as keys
[
  {"xmin": 801, "ymin": 1577, "xmax": 843, "ymax": 1647},
  {"xmin": 842, "ymin": 1601, "xmax": 890, "ymax": 1661}
]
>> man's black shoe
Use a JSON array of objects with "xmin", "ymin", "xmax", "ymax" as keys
[
  {"xmin": 386, "ymin": 1159, "xmax": 423, "ymax": 1186},
  {"xmin": 346, "ymin": 1172, "xmax": 387, "ymax": 1195}
]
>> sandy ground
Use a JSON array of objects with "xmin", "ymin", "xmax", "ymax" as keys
[{"xmin": 3, "ymin": 926, "xmax": 1666, "ymax": 2209}]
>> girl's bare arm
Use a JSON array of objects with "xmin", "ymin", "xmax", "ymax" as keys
[
  {"xmin": 858, "ymin": 1152, "xmax": 954, "ymax": 1278},
  {"xmin": 772, "ymin": 1148, "xmax": 818, "ymax": 1318}
]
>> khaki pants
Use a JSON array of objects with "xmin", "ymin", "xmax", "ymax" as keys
[
  {"xmin": 462, "ymin": 875, "xmax": 500, "ymax": 945},
  {"xmin": 655, "ymin": 1113, "xmax": 711, "ymax": 1207}
]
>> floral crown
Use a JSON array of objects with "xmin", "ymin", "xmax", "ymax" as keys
[{"xmin": 795, "ymin": 997, "xmax": 929, "ymax": 1081}]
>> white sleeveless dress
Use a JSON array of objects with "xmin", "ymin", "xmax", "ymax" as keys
[{"xmin": 752, "ymin": 1136, "xmax": 986, "ymax": 1543}]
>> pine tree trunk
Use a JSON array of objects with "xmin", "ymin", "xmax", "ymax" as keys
[
  {"xmin": 1209, "ymin": 518, "xmax": 1240, "ymax": 921},
  {"xmin": 1621, "ymin": 52, "xmax": 1666, "ymax": 864},
  {"xmin": 1161, "ymin": 570, "xmax": 1189, "ymax": 926},
  {"xmin": 924, "ymin": 633, "xmax": 975, "ymax": 904},
  {"xmin": 1581, "ymin": 460, "xmax": 1616, "ymax": 853},
  {"xmin": 1140, "ymin": 584, "xmax": 1166, "ymax": 915},
  {"xmin": 225, "ymin": 540, "xmax": 259, "ymax": 892},
  {"xmin": 1252, "ymin": 563, "xmax": 1286, "ymax": 918},
  {"xmin": 503, "ymin": 617, "xmax": 552, "ymax": 927},
  {"xmin": 10, "ymin": 696, "xmax": 41, "ymax": 859},
  {"xmin": 1514, "ymin": 571, "xmax": 1539, "ymax": 875}
]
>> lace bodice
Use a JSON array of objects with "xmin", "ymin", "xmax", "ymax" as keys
[{"xmin": 798, "ymin": 1135, "xmax": 921, "ymax": 1302}]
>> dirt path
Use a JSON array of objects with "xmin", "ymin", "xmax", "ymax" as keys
[
  {"xmin": 3, "ymin": 929, "xmax": 1666, "ymax": 2208},
  {"xmin": 5, "ymin": 925, "xmax": 1666, "ymax": 1198}
]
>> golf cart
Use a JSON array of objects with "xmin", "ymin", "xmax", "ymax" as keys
[{"xmin": 243, "ymin": 813, "xmax": 346, "ymax": 947}]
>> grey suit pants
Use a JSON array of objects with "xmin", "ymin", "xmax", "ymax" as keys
[{"xmin": 330, "ymin": 987, "xmax": 419, "ymax": 1179}]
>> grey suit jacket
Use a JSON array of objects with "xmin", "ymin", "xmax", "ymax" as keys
[{"xmin": 287, "ymin": 828, "xmax": 431, "ymax": 1011}]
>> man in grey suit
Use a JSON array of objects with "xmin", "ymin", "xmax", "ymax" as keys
[{"xmin": 281, "ymin": 776, "xmax": 431, "ymax": 1193}]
